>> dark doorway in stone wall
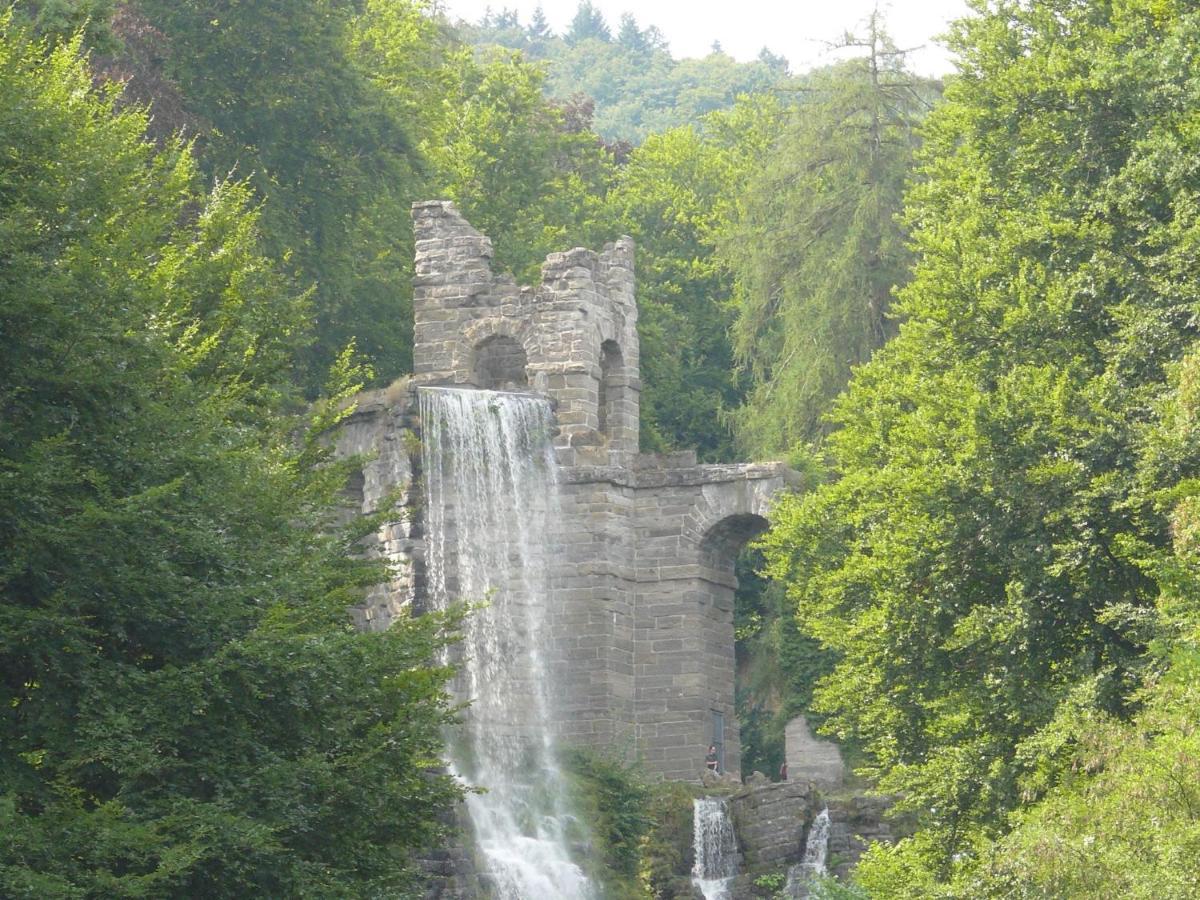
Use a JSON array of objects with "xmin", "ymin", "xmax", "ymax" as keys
[
  {"xmin": 473, "ymin": 334, "xmax": 529, "ymax": 390},
  {"xmin": 699, "ymin": 513, "xmax": 770, "ymax": 780},
  {"xmin": 597, "ymin": 339, "xmax": 624, "ymax": 439},
  {"xmin": 712, "ymin": 709, "xmax": 726, "ymax": 773}
]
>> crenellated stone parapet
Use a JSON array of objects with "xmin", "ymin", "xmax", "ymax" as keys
[{"xmin": 411, "ymin": 200, "xmax": 640, "ymax": 459}]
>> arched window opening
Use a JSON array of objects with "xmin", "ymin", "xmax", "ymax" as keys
[
  {"xmin": 473, "ymin": 335, "xmax": 528, "ymax": 390},
  {"xmin": 598, "ymin": 339, "xmax": 624, "ymax": 437}
]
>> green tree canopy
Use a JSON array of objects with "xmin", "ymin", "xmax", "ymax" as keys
[
  {"xmin": 726, "ymin": 19, "xmax": 937, "ymax": 454},
  {"xmin": 421, "ymin": 47, "xmax": 613, "ymax": 280},
  {"xmin": 0, "ymin": 23, "xmax": 460, "ymax": 896},
  {"xmin": 761, "ymin": 0, "xmax": 1200, "ymax": 889},
  {"xmin": 130, "ymin": 0, "xmax": 437, "ymax": 391},
  {"xmin": 601, "ymin": 96, "xmax": 784, "ymax": 458},
  {"xmin": 566, "ymin": 0, "xmax": 610, "ymax": 44}
]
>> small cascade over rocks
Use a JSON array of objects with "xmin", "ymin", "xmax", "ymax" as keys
[
  {"xmin": 785, "ymin": 807, "xmax": 832, "ymax": 897},
  {"xmin": 420, "ymin": 386, "xmax": 593, "ymax": 900},
  {"xmin": 692, "ymin": 797, "xmax": 739, "ymax": 900},
  {"xmin": 802, "ymin": 806, "xmax": 832, "ymax": 874}
]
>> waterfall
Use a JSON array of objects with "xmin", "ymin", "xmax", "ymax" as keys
[
  {"xmin": 802, "ymin": 807, "xmax": 831, "ymax": 874},
  {"xmin": 785, "ymin": 806, "xmax": 832, "ymax": 897},
  {"xmin": 692, "ymin": 798, "xmax": 739, "ymax": 900},
  {"xmin": 420, "ymin": 386, "xmax": 593, "ymax": 899}
]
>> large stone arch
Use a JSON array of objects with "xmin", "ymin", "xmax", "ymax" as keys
[
  {"xmin": 684, "ymin": 476, "xmax": 783, "ymax": 571},
  {"xmin": 630, "ymin": 472, "xmax": 783, "ymax": 778},
  {"xmin": 699, "ymin": 513, "xmax": 770, "ymax": 578}
]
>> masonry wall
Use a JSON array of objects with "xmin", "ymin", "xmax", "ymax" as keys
[
  {"xmin": 411, "ymin": 200, "xmax": 641, "ymax": 460},
  {"xmin": 337, "ymin": 201, "xmax": 792, "ymax": 781}
]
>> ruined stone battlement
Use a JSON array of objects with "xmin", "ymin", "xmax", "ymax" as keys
[
  {"xmin": 337, "ymin": 202, "xmax": 793, "ymax": 781},
  {"xmin": 412, "ymin": 200, "xmax": 640, "ymax": 458}
]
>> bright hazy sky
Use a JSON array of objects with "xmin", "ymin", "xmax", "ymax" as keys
[{"xmin": 439, "ymin": 0, "xmax": 972, "ymax": 76}]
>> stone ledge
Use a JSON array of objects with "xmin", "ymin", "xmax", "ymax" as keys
[{"xmin": 561, "ymin": 460, "xmax": 789, "ymax": 489}]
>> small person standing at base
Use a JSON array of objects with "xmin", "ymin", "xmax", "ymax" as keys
[{"xmin": 705, "ymin": 744, "xmax": 719, "ymax": 774}]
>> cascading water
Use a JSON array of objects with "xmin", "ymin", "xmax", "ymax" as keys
[
  {"xmin": 692, "ymin": 797, "xmax": 739, "ymax": 900},
  {"xmin": 785, "ymin": 806, "xmax": 832, "ymax": 897},
  {"xmin": 802, "ymin": 807, "xmax": 831, "ymax": 874},
  {"xmin": 420, "ymin": 386, "xmax": 593, "ymax": 899}
]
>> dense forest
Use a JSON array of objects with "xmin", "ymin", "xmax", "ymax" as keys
[{"xmin": 3, "ymin": 0, "xmax": 1200, "ymax": 897}]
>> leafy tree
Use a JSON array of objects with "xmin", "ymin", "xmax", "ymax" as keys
[
  {"xmin": 492, "ymin": 7, "xmax": 519, "ymax": 30},
  {"xmin": 756, "ymin": 46, "xmax": 788, "ymax": 74},
  {"xmin": 90, "ymin": 3, "xmax": 197, "ymax": 143},
  {"xmin": 616, "ymin": 12, "xmax": 646, "ymax": 53},
  {"xmin": 422, "ymin": 47, "xmax": 613, "ymax": 280},
  {"xmin": 11, "ymin": 0, "xmax": 115, "ymax": 49},
  {"xmin": 527, "ymin": 5, "xmax": 551, "ymax": 41},
  {"xmin": 966, "ymin": 346, "xmax": 1200, "ymax": 899},
  {"xmin": 761, "ymin": 0, "xmax": 1200, "ymax": 888},
  {"xmin": 134, "ymin": 0, "xmax": 432, "ymax": 391},
  {"xmin": 566, "ymin": 0, "xmax": 610, "ymax": 45},
  {"xmin": 470, "ymin": 7, "xmax": 785, "ymax": 144},
  {"xmin": 725, "ymin": 17, "xmax": 936, "ymax": 454},
  {"xmin": 0, "ymin": 22, "xmax": 461, "ymax": 896},
  {"xmin": 602, "ymin": 96, "xmax": 785, "ymax": 458}
]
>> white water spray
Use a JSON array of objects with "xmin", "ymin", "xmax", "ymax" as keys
[
  {"xmin": 785, "ymin": 806, "xmax": 832, "ymax": 897},
  {"xmin": 692, "ymin": 797, "xmax": 739, "ymax": 900},
  {"xmin": 420, "ymin": 387, "xmax": 592, "ymax": 899}
]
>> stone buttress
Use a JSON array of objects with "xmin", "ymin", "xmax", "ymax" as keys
[{"xmin": 336, "ymin": 201, "xmax": 790, "ymax": 781}]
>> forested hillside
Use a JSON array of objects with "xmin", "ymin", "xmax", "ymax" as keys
[
  {"xmin": 460, "ymin": 2, "xmax": 790, "ymax": 143},
  {"xmin": 4, "ymin": 0, "xmax": 1200, "ymax": 896}
]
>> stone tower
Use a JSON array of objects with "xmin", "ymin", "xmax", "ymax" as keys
[
  {"xmin": 410, "ymin": 199, "xmax": 640, "ymax": 459},
  {"xmin": 336, "ymin": 202, "xmax": 790, "ymax": 781}
]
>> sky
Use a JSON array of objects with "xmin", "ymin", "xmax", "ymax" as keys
[{"xmin": 439, "ymin": 0, "xmax": 971, "ymax": 76}]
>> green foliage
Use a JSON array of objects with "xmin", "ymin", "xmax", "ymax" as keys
[
  {"xmin": 567, "ymin": 1, "xmax": 610, "ymax": 45},
  {"xmin": 762, "ymin": 0, "xmax": 1200, "ymax": 889},
  {"xmin": 11, "ymin": 0, "xmax": 116, "ymax": 49},
  {"xmin": 948, "ymin": 346, "xmax": 1200, "ymax": 898},
  {"xmin": 0, "ymin": 23, "xmax": 461, "ymax": 895},
  {"xmin": 464, "ymin": 5, "xmax": 788, "ymax": 144},
  {"xmin": 421, "ymin": 46, "xmax": 613, "ymax": 281},
  {"xmin": 726, "ymin": 19, "xmax": 938, "ymax": 454},
  {"xmin": 736, "ymin": 537, "xmax": 843, "ymax": 780},
  {"xmin": 563, "ymin": 747, "xmax": 653, "ymax": 896},
  {"xmin": 638, "ymin": 780, "xmax": 698, "ymax": 899},
  {"xmin": 808, "ymin": 876, "xmax": 871, "ymax": 900},
  {"xmin": 753, "ymin": 870, "xmax": 785, "ymax": 893},
  {"xmin": 132, "ymin": 0, "xmax": 436, "ymax": 391},
  {"xmin": 602, "ymin": 96, "xmax": 785, "ymax": 457}
]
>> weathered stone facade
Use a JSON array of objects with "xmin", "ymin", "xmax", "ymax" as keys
[
  {"xmin": 337, "ymin": 201, "xmax": 790, "ymax": 781},
  {"xmin": 785, "ymin": 716, "xmax": 846, "ymax": 787}
]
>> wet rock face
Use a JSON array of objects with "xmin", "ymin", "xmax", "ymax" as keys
[
  {"xmin": 729, "ymin": 781, "xmax": 818, "ymax": 873},
  {"xmin": 709, "ymin": 780, "xmax": 894, "ymax": 897},
  {"xmin": 826, "ymin": 795, "xmax": 895, "ymax": 880}
]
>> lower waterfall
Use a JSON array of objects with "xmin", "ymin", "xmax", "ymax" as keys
[
  {"xmin": 692, "ymin": 797, "xmax": 739, "ymax": 900},
  {"xmin": 785, "ymin": 806, "xmax": 832, "ymax": 897},
  {"xmin": 802, "ymin": 807, "xmax": 831, "ymax": 874},
  {"xmin": 420, "ymin": 387, "xmax": 593, "ymax": 899}
]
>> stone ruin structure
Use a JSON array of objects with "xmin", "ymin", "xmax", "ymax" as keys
[{"xmin": 335, "ymin": 200, "xmax": 790, "ymax": 781}]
